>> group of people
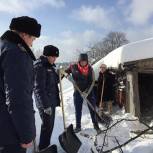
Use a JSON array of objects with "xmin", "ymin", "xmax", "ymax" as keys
[{"xmin": 0, "ymin": 16, "xmax": 116, "ymax": 153}]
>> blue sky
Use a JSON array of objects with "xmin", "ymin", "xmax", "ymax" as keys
[{"xmin": 0, "ymin": 0, "xmax": 153, "ymax": 62}]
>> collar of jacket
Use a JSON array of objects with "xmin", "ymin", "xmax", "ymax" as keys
[
  {"xmin": 99, "ymin": 69, "xmax": 109, "ymax": 76},
  {"xmin": 1, "ymin": 30, "xmax": 36, "ymax": 61},
  {"xmin": 40, "ymin": 56, "xmax": 56, "ymax": 68}
]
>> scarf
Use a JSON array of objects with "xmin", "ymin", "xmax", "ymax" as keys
[{"xmin": 77, "ymin": 63, "xmax": 89, "ymax": 76}]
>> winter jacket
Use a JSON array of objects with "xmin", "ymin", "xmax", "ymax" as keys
[
  {"xmin": 97, "ymin": 70, "xmax": 116, "ymax": 105},
  {"xmin": 0, "ymin": 31, "xmax": 36, "ymax": 145},
  {"xmin": 34, "ymin": 56, "xmax": 60, "ymax": 109},
  {"xmin": 66, "ymin": 63, "xmax": 93, "ymax": 92}
]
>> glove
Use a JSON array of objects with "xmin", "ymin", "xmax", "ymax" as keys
[{"xmin": 44, "ymin": 107, "xmax": 52, "ymax": 116}]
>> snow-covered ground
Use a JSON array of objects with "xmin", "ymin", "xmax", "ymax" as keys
[{"xmin": 27, "ymin": 78, "xmax": 153, "ymax": 153}]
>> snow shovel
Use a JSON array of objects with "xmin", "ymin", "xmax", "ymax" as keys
[
  {"xmin": 99, "ymin": 73, "xmax": 105, "ymax": 110},
  {"xmin": 66, "ymin": 75, "xmax": 112, "ymax": 127},
  {"xmin": 59, "ymin": 124, "xmax": 82, "ymax": 153},
  {"xmin": 58, "ymin": 131, "xmax": 69, "ymax": 153},
  {"xmin": 66, "ymin": 124, "xmax": 81, "ymax": 153},
  {"xmin": 59, "ymin": 67, "xmax": 66, "ymax": 129},
  {"xmin": 58, "ymin": 68, "xmax": 82, "ymax": 153},
  {"xmin": 33, "ymin": 140, "xmax": 57, "ymax": 153}
]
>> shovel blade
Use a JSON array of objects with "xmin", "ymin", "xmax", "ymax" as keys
[
  {"xmin": 59, "ymin": 124, "xmax": 82, "ymax": 153},
  {"xmin": 59, "ymin": 132, "xmax": 70, "ymax": 153},
  {"xmin": 66, "ymin": 124, "xmax": 82, "ymax": 152}
]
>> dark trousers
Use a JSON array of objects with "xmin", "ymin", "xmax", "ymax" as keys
[
  {"xmin": 73, "ymin": 91, "xmax": 97, "ymax": 128},
  {"xmin": 38, "ymin": 107, "xmax": 55, "ymax": 150},
  {"xmin": 0, "ymin": 144, "xmax": 26, "ymax": 153}
]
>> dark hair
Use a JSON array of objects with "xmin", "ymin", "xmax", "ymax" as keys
[{"xmin": 78, "ymin": 53, "xmax": 88, "ymax": 62}]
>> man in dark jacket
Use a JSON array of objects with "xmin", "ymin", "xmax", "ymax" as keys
[
  {"xmin": 0, "ymin": 16, "xmax": 41, "ymax": 153},
  {"xmin": 97, "ymin": 64, "xmax": 116, "ymax": 114},
  {"xmin": 65, "ymin": 53, "xmax": 100, "ymax": 133},
  {"xmin": 34, "ymin": 45, "xmax": 60, "ymax": 150}
]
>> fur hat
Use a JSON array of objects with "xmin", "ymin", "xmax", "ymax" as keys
[
  {"xmin": 79, "ymin": 53, "xmax": 88, "ymax": 62},
  {"xmin": 9, "ymin": 16, "xmax": 41, "ymax": 37},
  {"xmin": 43, "ymin": 45, "xmax": 59, "ymax": 57}
]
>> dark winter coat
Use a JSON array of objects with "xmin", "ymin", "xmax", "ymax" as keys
[
  {"xmin": 97, "ymin": 70, "xmax": 115, "ymax": 106},
  {"xmin": 34, "ymin": 56, "xmax": 60, "ymax": 109},
  {"xmin": 66, "ymin": 63, "xmax": 93, "ymax": 92},
  {"xmin": 0, "ymin": 31, "xmax": 36, "ymax": 145}
]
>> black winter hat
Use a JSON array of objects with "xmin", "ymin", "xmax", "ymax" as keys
[
  {"xmin": 9, "ymin": 16, "xmax": 41, "ymax": 37},
  {"xmin": 43, "ymin": 45, "xmax": 59, "ymax": 57},
  {"xmin": 79, "ymin": 53, "xmax": 88, "ymax": 62}
]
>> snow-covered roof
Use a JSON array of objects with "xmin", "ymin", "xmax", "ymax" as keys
[{"xmin": 93, "ymin": 37, "xmax": 153, "ymax": 79}]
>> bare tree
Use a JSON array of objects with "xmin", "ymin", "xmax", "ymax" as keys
[
  {"xmin": 103, "ymin": 31, "xmax": 129, "ymax": 51},
  {"xmin": 88, "ymin": 31, "xmax": 129, "ymax": 63}
]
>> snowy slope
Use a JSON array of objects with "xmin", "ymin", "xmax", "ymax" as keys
[
  {"xmin": 93, "ymin": 37, "xmax": 153, "ymax": 79},
  {"xmin": 27, "ymin": 78, "xmax": 153, "ymax": 153}
]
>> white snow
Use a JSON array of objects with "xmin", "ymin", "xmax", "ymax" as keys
[
  {"xmin": 93, "ymin": 37, "xmax": 153, "ymax": 79},
  {"xmin": 27, "ymin": 78, "xmax": 153, "ymax": 153}
]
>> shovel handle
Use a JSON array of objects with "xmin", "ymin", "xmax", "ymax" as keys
[
  {"xmin": 59, "ymin": 68, "xmax": 66, "ymax": 129},
  {"xmin": 33, "ymin": 140, "xmax": 38, "ymax": 153}
]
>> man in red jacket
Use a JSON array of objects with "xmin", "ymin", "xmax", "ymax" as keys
[{"xmin": 65, "ymin": 53, "xmax": 100, "ymax": 133}]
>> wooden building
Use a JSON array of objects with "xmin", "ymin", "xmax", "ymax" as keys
[{"xmin": 123, "ymin": 58, "xmax": 153, "ymax": 119}]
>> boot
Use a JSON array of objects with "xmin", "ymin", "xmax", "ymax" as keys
[{"xmin": 74, "ymin": 127, "xmax": 81, "ymax": 133}]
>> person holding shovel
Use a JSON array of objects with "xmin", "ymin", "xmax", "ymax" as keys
[
  {"xmin": 34, "ymin": 45, "xmax": 60, "ymax": 151},
  {"xmin": 97, "ymin": 64, "xmax": 116, "ymax": 114},
  {"xmin": 65, "ymin": 53, "xmax": 101, "ymax": 133}
]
